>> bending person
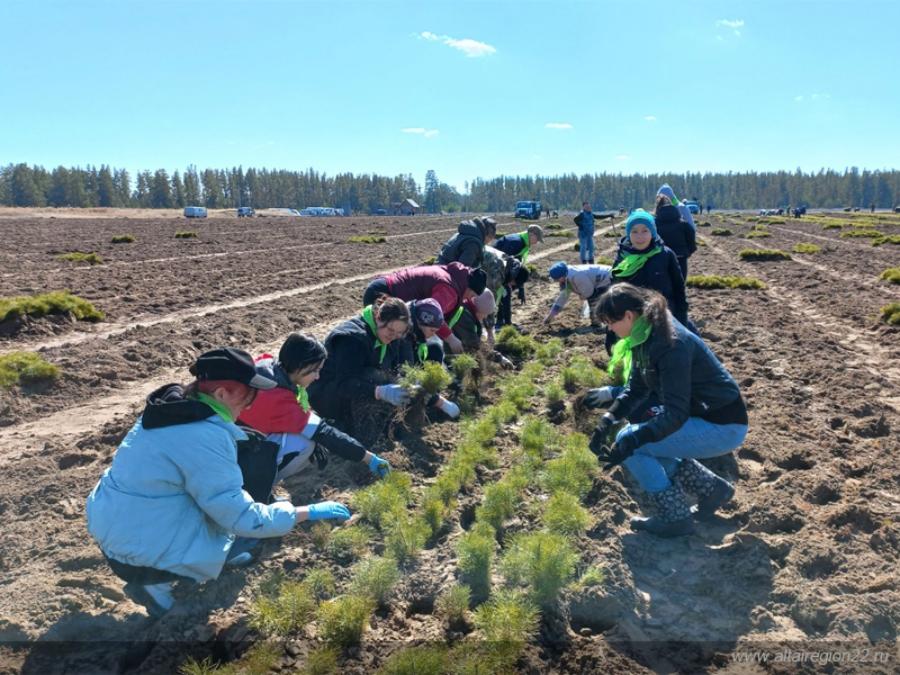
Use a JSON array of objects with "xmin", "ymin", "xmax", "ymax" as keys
[
  {"xmin": 86, "ymin": 348, "xmax": 351, "ymax": 618},
  {"xmin": 543, "ymin": 261, "xmax": 613, "ymax": 325},
  {"xmin": 588, "ymin": 284, "xmax": 747, "ymax": 538}
]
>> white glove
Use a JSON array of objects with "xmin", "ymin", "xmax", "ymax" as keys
[
  {"xmin": 435, "ymin": 396, "xmax": 461, "ymax": 419},
  {"xmin": 375, "ymin": 384, "xmax": 410, "ymax": 406},
  {"xmin": 445, "ymin": 334, "xmax": 464, "ymax": 354}
]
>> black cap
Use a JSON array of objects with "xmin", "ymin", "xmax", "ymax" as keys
[
  {"xmin": 189, "ymin": 347, "xmax": 277, "ymax": 389},
  {"xmin": 467, "ymin": 268, "xmax": 487, "ymax": 295}
]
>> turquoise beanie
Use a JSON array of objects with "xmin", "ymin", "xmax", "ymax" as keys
[{"xmin": 625, "ymin": 209, "xmax": 658, "ymax": 239}]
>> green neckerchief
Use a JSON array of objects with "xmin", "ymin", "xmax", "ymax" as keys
[
  {"xmin": 518, "ymin": 232, "xmax": 531, "ymax": 263},
  {"xmin": 612, "ymin": 246, "xmax": 661, "ymax": 278},
  {"xmin": 295, "ymin": 386, "xmax": 311, "ymax": 412},
  {"xmin": 417, "ymin": 343, "xmax": 428, "ymax": 363},
  {"xmin": 607, "ymin": 316, "xmax": 652, "ymax": 384},
  {"xmin": 361, "ymin": 305, "xmax": 387, "ymax": 364},
  {"xmin": 448, "ymin": 305, "xmax": 465, "ymax": 329},
  {"xmin": 195, "ymin": 392, "xmax": 235, "ymax": 424},
  {"xmin": 496, "ymin": 286, "xmax": 506, "ymax": 303}
]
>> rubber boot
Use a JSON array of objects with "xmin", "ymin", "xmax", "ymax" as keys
[
  {"xmin": 673, "ymin": 458, "xmax": 734, "ymax": 521},
  {"xmin": 630, "ymin": 482, "xmax": 694, "ymax": 537}
]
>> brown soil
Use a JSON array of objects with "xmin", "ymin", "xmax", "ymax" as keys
[{"xmin": 0, "ymin": 213, "xmax": 898, "ymax": 674}]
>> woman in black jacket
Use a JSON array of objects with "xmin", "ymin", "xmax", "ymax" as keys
[
  {"xmin": 654, "ymin": 195, "xmax": 697, "ymax": 280},
  {"xmin": 587, "ymin": 284, "xmax": 748, "ymax": 537}
]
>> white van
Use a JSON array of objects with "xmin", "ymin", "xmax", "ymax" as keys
[{"xmin": 184, "ymin": 206, "xmax": 208, "ymax": 218}]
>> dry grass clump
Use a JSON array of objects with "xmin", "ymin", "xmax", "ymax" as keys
[
  {"xmin": 879, "ymin": 268, "xmax": 900, "ymax": 285},
  {"xmin": 349, "ymin": 235, "xmax": 387, "ymax": 243},
  {"xmin": 686, "ymin": 275, "xmax": 766, "ymax": 290},
  {"xmin": 739, "ymin": 248, "xmax": 792, "ymax": 261},
  {"xmin": 792, "ymin": 243, "xmax": 821, "ymax": 254},
  {"xmin": 880, "ymin": 303, "xmax": 900, "ymax": 326},
  {"xmin": 175, "ymin": 231, "xmax": 198, "ymax": 238},
  {"xmin": 111, "ymin": 234, "xmax": 135, "ymax": 243},
  {"xmin": 0, "ymin": 352, "xmax": 60, "ymax": 389},
  {"xmin": 0, "ymin": 290, "xmax": 104, "ymax": 323},
  {"xmin": 710, "ymin": 228, "xmax": 733, "ymax": 236},
  {"xmin": 58, "ymin": 251, "xmax": 103, "ymax": 264}
]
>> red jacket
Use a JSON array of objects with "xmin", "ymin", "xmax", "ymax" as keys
[
  {"xmin": 237, "ymin": 355, "xmax": 312, "ymax": 435},
  {"xmin": 384, "ymin": 262, "xmax": 470, "ymax": 338}
]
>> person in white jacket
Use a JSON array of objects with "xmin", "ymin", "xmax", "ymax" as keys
[{"xmin": 543, "ymin": 261, "xmax": 613, "ymax": 324}]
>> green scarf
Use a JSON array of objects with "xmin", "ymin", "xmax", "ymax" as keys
[
  {"xmin": 612, "ymin": 246, "xmax": 661, "ymax": 278},
  {"xmin": 518, "ymin": 232, "xmax": 531, "ymax": 263},
  {"xmin": 607, "ymin": 316, "xmax": 652, "ymax": 384},
  {"xmin": 447, "ymin": 305, "xmax": 464, "ymax": 329},
  {"xmin": 295, "ymin": 386, "xmax": 311, "ymax": 412},
  {"xmin": 195, "ymin": 392, "xmax": 235, "ymax": 424},
  {"xmin": 417, "ymin": 343, "xmax": 428, "ymax": 363},
  {"xmin": 361, "ymin": 305, "xmax": 388, "ymax": 364}
]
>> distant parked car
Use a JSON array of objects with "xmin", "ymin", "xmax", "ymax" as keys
[
  {"xmin": 374, "ymin": 208, "xmax": 388, "ymax": 216},
  {"xmin": 183, "ymin": 206, "xmax": 208, "ymax": 218},
  {"xmin": 684, "ymin": 200, "xmax": 701, "ymax": 215},
  {"xmin": 237, "ymin": 207, "xmax": 255, "ymax": 217}
]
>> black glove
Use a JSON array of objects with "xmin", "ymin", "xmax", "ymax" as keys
[
  {"xmin": 595, "ymin": 433, "xmax": 639, "ymax": 470},
  {"xmin": 310, "ymin": 444, "xmax": 329, "ymax": 470},
  {"xmin": 517, "ymin": 285, "xmax": 526, "ymax": 305},
  {"xmin": 588, "ymin": 414, "xmax": 616, "ymax": 456}
]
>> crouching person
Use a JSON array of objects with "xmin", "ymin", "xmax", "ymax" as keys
[
  {"xmin": 85, "ymin": 348, "xmax": 351, "ymax": 618},
  {"xmin": 588, "ymin": 284, "xmax": 748, "ymax": 537},
  {"xmin": 399, "ymin": 299, "xmax": 461, "ymax": 419},
  {"xmin": 238, "ymin": 333, "xmax": 391, "ymax": 484},
  {"xmin": 308, "ymin": 297, "xmax": 413, "ymax": 446}
]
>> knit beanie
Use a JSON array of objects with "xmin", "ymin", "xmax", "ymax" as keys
[
  {"xmin": 625, "ymin": 209, "xmax": 658, "ymax": 239},
  {"xmin": 278, "ymin": 333, "xmax": 327, "ymax": 373},
  {"xmin": 411, "ymin": 299, "xmax": 444, "ymax": 329},
  {"xmin": 657, "ymin": 184, "xmax": 679, "ymax": 205},
  {"xmin": 471, "ymin": 289, "xmax": 496, "ymax": 316},
  {"xmin": 467, "ymin": 267, "xmax": 488, "ymax": 295},
  {"xmin": 548, "ymin": 261, "xmax": 568, "ymax": 280}
]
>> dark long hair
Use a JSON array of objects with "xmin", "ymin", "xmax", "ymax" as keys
[
  {"xmin": 595, "ymin": 283, "xmax": 674, "ymax": 341},
  {"xmin": 373, "ymin": 295, "xmax": 411, "ymax": 325}
]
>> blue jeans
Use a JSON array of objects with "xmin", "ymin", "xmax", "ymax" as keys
[
  {"xmin": 578, "ymin": 230, "xmax": 595, "ymax": 262},
  {"xmin": 617, "ymin": 418, "xmax": 747, "ymax": 493}
]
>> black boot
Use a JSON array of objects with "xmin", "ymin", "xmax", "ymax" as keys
[
  {"xmin": 630, "ymin": 482, "xmax": 694, "ymax": 537},
  {"xmin": 674, "ymin": 458, "xmax": 734, "ymax": 521}
]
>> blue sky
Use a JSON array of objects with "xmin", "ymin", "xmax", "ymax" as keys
[{"xmin": 2, "ymin": 0, "xmax": 898, "ymax": 192}]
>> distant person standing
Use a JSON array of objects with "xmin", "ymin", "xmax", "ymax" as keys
[
  {"xmin": 573, "ymin": 202, "xmax": 597, "ymax": 264},
  {"xmin": 654, "ymin": 195, "xmax": 697, "ymax": 279},
  {"xmin": 706, "ymin": 204, "xmax": 711, "ymax": 215}
]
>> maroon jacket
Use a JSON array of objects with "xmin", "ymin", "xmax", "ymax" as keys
[{"xmin": 384, "ymin": 263, "xmax": 470, "ymax": 338}]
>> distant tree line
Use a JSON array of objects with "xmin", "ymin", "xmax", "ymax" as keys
[{"xmin": 1, "ymin": 163, "xmax": 897, "ymax": 213}]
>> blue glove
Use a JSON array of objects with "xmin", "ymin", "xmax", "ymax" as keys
[
  {"xmin": 367, "ymin": 453, "xmax": 391, "ymax": 478},
  {"xmin": 307, "ymin": 501, "xmax": 351, "ymax": 521}
]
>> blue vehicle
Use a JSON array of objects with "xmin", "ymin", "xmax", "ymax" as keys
[
  {"xmin": 515, "ymin": 200, "xmax": 542, "ymax": 220},
  {"xmin": 684, "ymin": 200, "xmax": 701, "ymax": 215},
  {"xmin": 183, "ymin": 206, "xmax": 208, "ymax": 218}
]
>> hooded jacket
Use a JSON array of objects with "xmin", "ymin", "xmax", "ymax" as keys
[
  {"xmin": 654, "ymin": 204, "xmax": 697, "ymax": 259},
  {"xmin": 657, "ymin": 184, "xmax": 696, "ymax": 229},
  {"xmin": 573, "ymin": 210, "xmax": 596, "ymax": 234},
  {"xmin": 86, "ymin": 384, "xmax": 297, "ymax": 583},
  {"xmin": 608, "ymin": 317, "xmax": 747, "ymax": 447},
  {"xmin": 612, "ymin": 236, "xmax": 689, "ymax": 326},
  {"xmin": 493, "ymin": 232, "xmax": 529, "ymax": 261},
  {"xmin": 238, "ymin": 356, "xmax": 366, "ymax": 462},
  {"xmin": 384, "ymin": 263, "xmax": 470, "ymax": 339},
  {"xmin": 307, "ymin": 314, "xmax": 406, "ymax": 423},
  {"xmin": 437, "ymin": 220, "xmax": 486, "ymax": 268}
]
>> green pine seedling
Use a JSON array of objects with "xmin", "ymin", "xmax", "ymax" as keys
[
  {"xmin": 738, "ymin": 248, "xmax": 792, "ymax": 261},
  {"xmin": 376, "ymin": 645, "xmax": 449, "ymax": 675},
  {"xmin": 327, "ymin": 524, "xmax": 374, "ymax": 562},
  {"xmin": 880, "ymin": 303, "xmax": 900, "ymax": 326},
  {"xmin": 1, "ymin": 290, "xmax": 104, "ymax": 323},
  {"xmin": 399, "ymin": 362, "xmax": 452, "ymax": 396},
  {"xmin": 0, "ymin": 352, "xmax": 60, "ymax": 389},
  {"xmin": 542, "ymin": 492, "xmax": 594, "ymax": 536},
  {"xmin": 384, "ymin": 514, "xmax": 430, "ymax": 564},
  {"xmin": 250, "ymin": 580, "xmax": 317, "ymax": 637},
  {"xmin": 456, "ymin": 522, "xmax": 496, "ymax": 599},
  {"xmin": 520, "ymin": 416, "xmax": 561, "ymax": 458},
  {"xmin": 316, "ymin": 595, "xmax": 375, "ymax": 648},
  {"xmin": 472, "ymin": 589, "xmax": 539, "ymax": 664},
  {"xmin": 351, "ymin": 472, "xmax": 413, "ymax": 528},
  {"xmin": 347, "ymin": 555, "xmax": 401, "ymax": 607},
  {"xmin": 500, "ymin": 531, "xmax": 579, "ymax": 607},
  {"xmin": 111, "ymin": 234, "xmax": 135, "ymax": 243},
  {"xmin": 710, "ymin": 228, "xmax": 732, "ymax": 236},
  {"xmin": 59, "ymin": 251, "xmax": 103, "ymax": 265},
  {"xmin": 685, "ymin": 275, "xmax": 766, "ymax": 290},
  {"xmin": 879, "ymin": 268, "xmax": 900, "ymax": 285},
  {"xmin": 792, "ymin": 243, "xmax": 821, "ymax": 254},
  {"xmin": 435, "ymin": 584, "xmax": 471, "ymax": 626}
]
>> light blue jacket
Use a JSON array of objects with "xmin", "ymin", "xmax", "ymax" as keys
[{"xmin": 86, "ymin": 414, "xmax": 296, "ymax": 582}]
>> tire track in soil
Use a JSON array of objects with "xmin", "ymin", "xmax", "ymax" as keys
[
  {"xmin": 702, "ymin": 238, "xmax": 900, "ymax": 411},
  {"xmin": 0, "ymin": 222, "xmax": 623, "ymax": 455}
]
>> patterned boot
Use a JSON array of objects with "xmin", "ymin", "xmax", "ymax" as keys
[
  {"xmin": 630, "ymin": 482, "xmax": 694, "ymax": 537},
  {"xmin": 673, "ymin": 458, "xmax": 735, "ymax": 521}
]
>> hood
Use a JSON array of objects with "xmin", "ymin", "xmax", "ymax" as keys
[
  {"xmin": 457, "ymin": 219, "xmax": 485, "ymax": 242},
  {"xmin": 617, "ymin": 235, "xmax": 665, "ymax": 255},
  {"xmin": 444, "ymin": 261, "xmax": 471, "ymax": 297},
  {"xmin": 654, "ymin": 204, "xmax": 683, "ymax": 225},
  {"xmin": 141, "ymin": 383, "xmax": 216, "ymax": 429},
  {"xmin": 657, "ymin": 184, "xmax": 677, "ymax": 202},
  {"xmin": 254, "ymin": 354, "xmax": 293, "ymax": 389}
]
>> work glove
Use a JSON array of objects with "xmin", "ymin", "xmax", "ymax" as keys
[
  {"xmin": 517, "ymin": 286, "xmax": 526, "ymax": 305},
  {"xmin": 375, "ymin": 384, "xmax": 411, "ymax": 407},
  {"xmin": 583, "ymin": 386, "xmax": 616, "ymax": 410},
  {"xmin": 310, "ymin": 444, "xmax": 329, "ymax": 470},
  {"xmin": 496, "ymin": 353, "xmax": 515, "ymax": 370},
  {"xmin": 446, "ymin": 334, "xmax": 464, "ymax": 354},
  {"xmin": 435, "ymin": 396, "xmax": 461, "ymax": 419},
  {"xmin": 367, "ymin": 453, "xmax": 391, "ymax": 478},
  {"xmin": 594, "ymin": 433, "xmax": 639, "ymax": 470},
  {"xmin": 589, "ymin": 413, "xmax": 617, "ymax": 456},
  {"xmin": 307, "ymin": 501, "xmax": 351, "ymax": 522}
]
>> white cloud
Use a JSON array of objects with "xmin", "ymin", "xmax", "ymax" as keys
[
  {"xmin": 615, "ymin": 154, "xmax": 630, "ymax": 161},
  {"xmin": 793, "ymin": 93, "xmax": 830, "ymax": 103},
  {"xmin": 643, "ymin": 115, "xmax": 657, "ymax": 122},
  {"xmin": 418, "ymin": 31, "xmax": 496, "ymax": 57},
  {"xmin": 794, "ymin": 95, "xmax": 804, "ymax": 102},
  {"xmin": 716, "ymin": 18, "xmax": 744, "ymax": 37},
  {"xmin": 401, "ymin": 127, "xmax": 439, "ymax": 138},
  {"xmin": 545, "ymin": 122, "xmax": 573, "ymax": 130}
]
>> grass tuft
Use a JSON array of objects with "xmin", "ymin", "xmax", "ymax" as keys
[
  {"xmin": 686, "ymin": 275, "xmax": 766, "ymax": 290},
  {"xmin": 739, "ymin": 248, "xmax": 792, "ymax": 261},
  {"xmin": 879, "ymin": 267, "xmax": 900, "ymax": 285},
  {"xmin": 349, "ymin": 235, "xmax": 387, "ymax": 243},
  {"xmin": 0, "ymin": 352, "xmax": 60, "ymax": 389},
  {"xmin": 59, "ymin": 251, "xmax": 103, "ymax": 264},
  {"xmin": 792, "ymin": 243, "xmax": 822, "ymax": 254},
  {"xmin": 111, "ymin": 234, "xmax": 135, "ymax": 243},
  {"xmin": 376, "ymin": 646, "xmax": 448, "ymax": 675},
  {"xmin": 0, "ymin": 290, "xmax": 104, "ymax": 323},
  {"xmin": 880, "ymin": 303, "xmax": 900, "ymax": 326},
  {"xmin": 710, "ymin": 228, "xmax": 732, "ymax": 236},
  {"xmin": 175, "ymin": 231, "xmax": 198, "ymax": 238},
  {"xmin": 301, "ymin": 646, "xmax": 339, "ymax": 675}
]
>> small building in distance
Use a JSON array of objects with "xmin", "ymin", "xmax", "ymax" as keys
[{"xmin": 393, "ymin": 198, "xmax": 420, "ymax": 215}]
